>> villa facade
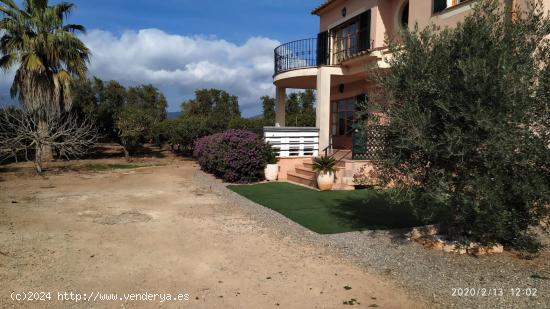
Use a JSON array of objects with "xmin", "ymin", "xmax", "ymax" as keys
[{"xmin": 266, "ymin": 0, "xmax": 549, "ymax": 188}]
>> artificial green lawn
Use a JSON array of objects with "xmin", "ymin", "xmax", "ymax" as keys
[{"xmin": 228, "ymin": 182, "xmax": 424, "ymax": 234}]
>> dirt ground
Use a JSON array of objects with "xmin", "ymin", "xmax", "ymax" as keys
[{"xmin": 0, "ymin": 154, "xmax": 424, "ymax": 308}]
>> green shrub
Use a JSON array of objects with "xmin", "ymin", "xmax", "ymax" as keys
[{"xmin": 372, "ymin": 0, "xmax": 550, "ymax": 251}]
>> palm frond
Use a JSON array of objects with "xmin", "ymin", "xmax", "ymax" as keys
[
  {"xmin": 0, "ymin": 0, "xmax": 24, "ymax": 19},
  {"xmin": 53, "ymin": 1, "xmax": 74, "ymax": 20},
  {"xmin": 0, "ymin": 53, "xmax": 17, "ymax": 70},
  {"xmin": 9, "ymin": 68, "xmax": 21, "ymax": 99},
  {"xmin": 23, "ymin": 53, "xmax": 44, "ymax": 72},
  {"xmin": 0, "ymin": 0, "xmax": 19, "ymax": 11},
  {"xmin": 0, "ymin": 5, "xmax": 17, "ymax": 18},
  {"xmin": 32, "ymin": 0, "xmax": 48, "ymax": 11},
  {"xmin": 22, "ymin": 0, "xmax": 32, "ymax": 13},
  {"xmin": 55, "ymin": 70, "xmax": 72, "ymax": 110},
  {"xmin": 62, "ymin": 23, "xmax": 85, "ymax": 33}
]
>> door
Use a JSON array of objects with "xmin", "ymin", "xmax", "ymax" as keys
[
  {"xmin": 331, "ymin": 99, "xmax": 355, "ymax": 149},
  {"xmin": 333, "ymin": 20, "xmax": 359, "ymax": 63}
]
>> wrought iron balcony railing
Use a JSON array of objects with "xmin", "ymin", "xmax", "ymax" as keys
[
  {"xmin": 273, "ymin": 30, "xmax": 372, "ymax": 76},
  {"xmin": 274, "ymin": 38, "xmax": 318, "ymax": 76}
]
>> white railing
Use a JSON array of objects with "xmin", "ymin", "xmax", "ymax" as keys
[{"xmin": 264, "ymin": 127, "xmax": 319, "ymax": 157}]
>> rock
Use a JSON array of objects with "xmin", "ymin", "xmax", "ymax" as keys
[
  {"xmin": 443, "ymin": 244, "xmax": 456, "ymax": 253},
  {"xmin": 465, "ymin": 243, "xmax": 504, "ymax": 256},
  {"xmin": 424, "ymin": 238, "xmax": 445, "ymax": 250},
  {"xmin": 409, "ymin": 229, "xmax": 422, "ymax": 240},
  {"xmin": 409, "ymin": 225, "xmax": 440, "ymax": 240},
  {"xmin": 468, "ymin": 246, "xmax": 487, "ymax": 256},
  {"xmin": 487, "ymin": 244, "xmax": 504, "ymax": 254}
]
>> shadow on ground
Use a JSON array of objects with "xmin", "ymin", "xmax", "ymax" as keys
[
  {"xmin": 87, "ymin": 144, "xmax": 167, "ymax": 160},
  {"xmin": 329, "ymin": 191, "xmax": 423, "ymax": 231}
]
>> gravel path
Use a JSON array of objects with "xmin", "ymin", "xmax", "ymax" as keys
[{"xmin": 193, "ymin": 171, "xmax": 550, "ymax": 309}]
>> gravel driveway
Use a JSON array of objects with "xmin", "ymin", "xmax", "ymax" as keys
[
  {"xmin": 198, "ymin": 172, "xmax": 550, "ymax": 309},
  {"xmin": 1, "ymin": 160, "xmax": 422, "ymax": 308}
]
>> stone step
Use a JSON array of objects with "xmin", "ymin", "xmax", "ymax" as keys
[
  {"xmin": 287, "ymin": 171, "xmax": 316, "ymax": 187},
  {"xmin": 295, "ymin": 166, "xmax": 315, "ymax": 177}
]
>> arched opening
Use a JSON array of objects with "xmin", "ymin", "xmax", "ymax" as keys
[{"xmin": 400, "ymin": 1, "xmax": 409, "ymax": 29}]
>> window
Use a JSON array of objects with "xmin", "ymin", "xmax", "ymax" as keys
[
  {"xmin": 331, "ymin": 99, "xmax": 355, "ymax": 136},
  {"xmin": 433, "ymin": 0, "xmax": 447, "ymax": 13},
  {"xmin": 433, "ymin": 0, "xmax": 469, "ymax": 14}
]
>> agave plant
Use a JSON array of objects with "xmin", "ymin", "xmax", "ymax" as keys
[{"xmin": 312, "ymin": 155, "xmax": 336, "ymax": 174}]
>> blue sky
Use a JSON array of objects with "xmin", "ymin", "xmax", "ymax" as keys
[
  {"xmin": 69, "ymin": 0, "xmax": 318, "ymax": 45},
  {"xmin": 1, "ymin": 1, "xmax": 319, "ymax": 116},
  {"xmin": 60, "ymin": 0, "xmax": 319, "ymax": 116}
]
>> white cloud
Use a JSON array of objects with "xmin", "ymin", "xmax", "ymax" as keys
[{"xmin": 81, "ymin": 29, "xmax": 280, "ymax": 114}]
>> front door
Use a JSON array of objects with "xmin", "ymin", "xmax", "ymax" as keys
[{"xmin": 331, "ymin": 98, "xmax": 355, "ymax": 149}]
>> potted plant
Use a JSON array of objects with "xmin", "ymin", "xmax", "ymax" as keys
[
  {"xmin": 264, "ymin": 147, "xmax": 279, "ymax": 181},
  {"xmin": 312, "ymin": 156, "xmax": 336, "ymax": 191}
]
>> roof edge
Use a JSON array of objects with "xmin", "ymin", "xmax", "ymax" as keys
[{"xmin": 311, "ymin": 0, "xmax": 343, "ymax": 16}]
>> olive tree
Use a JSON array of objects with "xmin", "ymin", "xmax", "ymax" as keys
[
  {"xmin": 372, "ymin": 0, "xmax": 550, "ymax": 251},
  {"xmin": 0, "ymin": 108, "xmax": 98, "ymax": 173}
]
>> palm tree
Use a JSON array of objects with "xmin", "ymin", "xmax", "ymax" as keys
[{"xmin": 0, "ymin": 0, "xmax": 90, "ymax": 160}]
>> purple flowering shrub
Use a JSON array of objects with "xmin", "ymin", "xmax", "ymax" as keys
[{"xmin": 193, "ymin": 130, "xmax": 273, "ymax": 183}]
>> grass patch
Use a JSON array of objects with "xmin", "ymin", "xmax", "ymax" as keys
[
  {"xmin": 82, "ymin": 163, "xmax": 141, "ymax": 171},
  {"xmin": 228, "ymin": 182, "xmax": 426, "ymax": 234}
]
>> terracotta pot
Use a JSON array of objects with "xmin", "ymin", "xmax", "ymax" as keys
[
  {"xmin": 264, "ymin": 164, "xmax": 279, "ymax": 181},
  {"xmin": 317, "ymin": 171, "xmax": 334, "ymax": 191}
]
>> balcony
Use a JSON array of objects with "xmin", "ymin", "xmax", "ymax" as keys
[
  {"xmin": 273, "ymin": 29, "xmax": 371, "ymax": 76},
  {"xmin": 274, "ymin": 38, "xmax": 318, "ymax": 76}
]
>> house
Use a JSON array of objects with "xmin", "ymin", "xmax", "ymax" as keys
[{"xmin": 265, "ymin": 0, "xmax": 549, "ymax": 189}]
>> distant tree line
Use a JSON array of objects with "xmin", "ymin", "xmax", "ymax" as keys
[
  {"xmin": 70, "ymin": 78, "xmax": 168, "ymax": 158},
  {"xmin": 69, "ymin": 80, "xmax": 318, "ymax": 157},
  {"xmin": 153, "ymin": 88, "xmax": 317, "ymax": 155}
]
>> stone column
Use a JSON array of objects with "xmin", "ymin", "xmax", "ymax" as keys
[
  {"xmin": 316, "ymin": 67, "xmax": 332, "ymax": 152},
  {"xmin": 275, "ymin": 87, "xmax": 286, "ymax": 127}
]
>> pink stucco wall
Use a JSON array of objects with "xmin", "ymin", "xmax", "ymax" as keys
[
  {"xmin": 316, "ymin": 0, "xmax": 550, "ymax": 51},
  {"xmin": 319, "ymin": 0, "xmax": 378, "ymax": 31}
]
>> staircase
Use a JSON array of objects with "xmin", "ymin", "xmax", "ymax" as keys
[
  {"xmin": 286, "ymin": 150, "xmax": 352, "ymax": 189},
  {"xmin": 287, "ymin": 159, "xmax": 317, "ymax": 187}
]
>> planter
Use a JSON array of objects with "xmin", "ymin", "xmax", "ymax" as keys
[
  {"xmin": 264, "ymin": 164, "xmax": 279, "ymax": 181},
  {"xmin": 316, "ymin": 172, "xmax": 334, "ymax": 191}
]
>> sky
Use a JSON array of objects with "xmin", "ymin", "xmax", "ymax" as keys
[{"xmin": 0, "ymin": 0, "xmax": 320, "ymax": 116}]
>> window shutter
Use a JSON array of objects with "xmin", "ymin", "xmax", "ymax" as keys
[
  {"xmin": 359, "ymin": 10, "xmax": 371, "ymax": 52},
  {"xmin": 316, "ymin": 31, "xmax": 329, "ymax": 66},
  {"xmin": 433, "ymin": 0, "xmax": 447, "ymax": 13}
]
